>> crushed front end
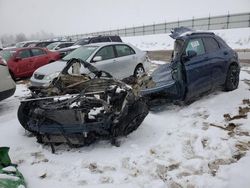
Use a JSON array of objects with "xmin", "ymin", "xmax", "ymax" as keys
[{"xmin": 18, "ymin": 59, "xmax": 149, "ymax": 150}]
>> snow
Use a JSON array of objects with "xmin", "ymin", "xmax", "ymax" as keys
[
  {"xmin": 122, "ymin": 28, "xmax": 250, "ymax": 51},
  {"xmin": 0, "ymin": 174, "xmax": 20, "ymax": 181},
  {"xmin": 0, "ymin": 66, "xmax": 249, "ymax": 188},
  {"xmin": 2, "ymin": 166, "xmax": 17, "ymax": 173}
]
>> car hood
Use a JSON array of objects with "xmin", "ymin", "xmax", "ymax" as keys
[
  {"xmin": 140, "ymin": 63, "xmax": 176, "ymax": 95},
  {"xmin": 35, "ymin": 60, "xmax": 67, "ymax": 75}
]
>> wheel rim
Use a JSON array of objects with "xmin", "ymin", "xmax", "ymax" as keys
[
  {"xmin": 230, "ymin": 68, "xmax": 239, "ymax": 87},
  {"xmin": 135, "ymin": 67, "xmax": 145, "ymax": 78}
]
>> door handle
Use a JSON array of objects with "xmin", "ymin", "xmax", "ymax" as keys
[
  {"xmin": 223, "ymin": 51, "xmax": 228, "ymax": 55},
  {"xmin": 113, "ymin": 59, "xmax": 117, "ymax": 63}
]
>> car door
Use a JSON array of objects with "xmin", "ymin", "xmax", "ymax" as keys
[
  {"xmin": 183, "ymin": 38, "xmax": 212, "ymax": 99},
  {"xmin": 14, "ymin": 49, "xmax": 34, "ymax": 77},
  {"xmin": 202, "ymin": 37, "xmax": 227, "ymax": 88},
  {"xmin": 114, "ymin": 44, "xmax": 137, "ymax": 78},
  {"xmin": 30, "ymin": 48, "xmax": 49, "ymax": 70},
  {"xmin": 91, "ymin": 45, "xmax": 116, "ymax": 76}
]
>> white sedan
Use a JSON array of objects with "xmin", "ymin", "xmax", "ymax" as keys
[{"xmin": 30, "ymin": 42, "xmax": 150, "ymax": 87}]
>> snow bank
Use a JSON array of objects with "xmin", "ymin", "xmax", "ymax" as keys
[{"xmin": 122, "ymin": 28, "xmax": 250, "ymax": 50}]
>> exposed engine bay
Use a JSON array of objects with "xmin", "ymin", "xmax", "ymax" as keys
[{"xmin": 18, "ymin": 59, "xmax": 151, "ymax": 151}]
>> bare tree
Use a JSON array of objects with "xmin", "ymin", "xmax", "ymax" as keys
[{"xmin": 15, "ymin": 33, "xmax": 27, "ymax": 43}]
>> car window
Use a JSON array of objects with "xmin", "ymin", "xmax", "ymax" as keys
[
  {"xmin": 115, "ymin": 45, "xmax": 135, "ymax": 57},
  {"xmin": 63, "ymin": 46, "xmax": 98, "ymax": 61},
  {"xmin": 99, "ymin": 37, "xmax": 110, "ymax": 42},
  {"xmin": 203, "ymin": 37, "xmax": 220, "ymax": 53},
  {"xmin": 18, "ymin": 50, "xmax": 31, "ymax": 58},
  {"xmin": 64, "ymin": 43, "xmax": 73, "ymax": 47},
  {"xmin": 110, "ymin": 36, "xmax": 122, "ymax": 42},
  {"xmin": 0, "ymin": 50, "xmax": 15, "ymax": 61},
  {"xmin": 31, "ymin": 48, "xmax": 46, "ymax": 56},
  {"xmin": 185, "ymin": 38, "xmax": 205, "ymax": 56},
  {"xmin": 90, "ymin": 38, "xmax": 101, "ymax": 43},
  {"xmin": 94, "ymin": 46, "xmax": 115, "ymax": 60}
]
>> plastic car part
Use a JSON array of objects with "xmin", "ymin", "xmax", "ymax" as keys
[
  {"xmin": 0, "ymin": 147, "xmax": 26, "ymax": 188},
  {"xmin": 18, "ymin": 58, "xmax": 149, "ymax": 152}
]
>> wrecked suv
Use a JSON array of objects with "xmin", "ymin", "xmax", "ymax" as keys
[
  {"xmin": 17, "ymin": 58, "xmax": 149, "ymax": 151},
  {"xmin": 141, "ymin": 27, "xmax": 240, "ymax": 103}
]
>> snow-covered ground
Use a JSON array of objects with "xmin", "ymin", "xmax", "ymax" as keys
[
  {"xmin": 0, "ymin": 64, "xmax": 250, "ymax": 188},
  {"xmin": 122, "ymin": 28, "xmax": 250, "ymax": 51}
]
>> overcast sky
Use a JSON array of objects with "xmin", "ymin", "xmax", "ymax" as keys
[{"xmin": 0, "ymin": 0, "xmax": 249, "ymax": 37}]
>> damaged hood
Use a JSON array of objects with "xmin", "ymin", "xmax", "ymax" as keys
[{"xmin": 140, "ymin": 63, "xmax": 175, "ymax": 95}]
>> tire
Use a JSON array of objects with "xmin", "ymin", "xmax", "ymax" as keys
[
  {"xmin": 17, "ymin": 102, "xmax": 35, "ymax": 133},
  {"xmin": 134, "ymin": 64, "xmax": 145, "ymax": 78},
  {"xmin": 224, "ymin": 64, "xmax": 240, "ymax": 91}
]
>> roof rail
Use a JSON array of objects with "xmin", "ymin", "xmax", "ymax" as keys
[{"xmin": 190, "ymin": 31, "xmax": 215, "ymax": 35}]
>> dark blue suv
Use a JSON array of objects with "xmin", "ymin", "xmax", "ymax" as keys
[{"xmin": 141, "ymin": 27, "xmax": 240, "ymax": 103}]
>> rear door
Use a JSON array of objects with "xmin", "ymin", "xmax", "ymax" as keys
[
  {"xmin": 202, "ymin": 37, "xmax": 227, "ymax": 87},
  {"xmin": 30, "ymin": 48, "xmax": 49, "ymax": 70},
  {"xmin": 183, "ymin": 38, "xmax": 212, "ymax": 99},
  {"xmin": 114, "ymin": 44, "xmax": 137, "ymax": 78},
  {"xmin": 15, "ymin": 49, "xmax": 33, "ymax": 77}
]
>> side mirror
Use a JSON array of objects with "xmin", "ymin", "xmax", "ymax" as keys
[
  {"xmin": 187, "ymin": 50, "xmax": 197, "ymax": 59},
  {"xmin": 92, "ymin": 56, "xmax": 102, "ymax": 62},
  {"xmin": 14, "ymin": 56, "xmax": 22, "ymax": 62}
]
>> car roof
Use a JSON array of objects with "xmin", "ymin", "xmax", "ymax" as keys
[
  {"xmin": 85, "ymin": 42, "xmax": 127, "ymax": 47},
  {"xmin": 170, "ymin": 27, "xmax": 215, "ymax": 40},
  {"xmin": 3, "ymin": 47, "xmax": 47, "ymax": 51}
]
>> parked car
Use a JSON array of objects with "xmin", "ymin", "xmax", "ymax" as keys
[
  {"xmin": 141, "ymin": 27, "xmax": 240, "ymax": 103},
  {"xmin": 58, "ymin": 35, "xmax": 122, "ymax": 57},
  {"xmin": 34, "ymin": 41, "xmax": 63, "ymax": 48},
  {"xmin": 15, "ymin": 40, "xmax": 38, "ymax": 48},
  {"xmin": 30, "ymin": 42, "xmax": 150, "ymax": 87},
  {"xmin": 46, "ymin": 41, "xmax": 74, "ymax": 51},
  {"xmin": 0, "ymin": 56, "xmax": 16, "ymax": 101},
  {"xmin": 0, "ymin": 47, "xmax": 61, "ymax": 80}
]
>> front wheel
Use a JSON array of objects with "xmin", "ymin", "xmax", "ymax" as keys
[
  {"xmin": 134, "ymin": 65, "xmax": 145, "ymax": 78},
  {"xmin": 224, "ymin": 64, "xmax": 240, "ymax": 91}
]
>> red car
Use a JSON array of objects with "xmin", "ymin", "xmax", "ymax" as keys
[{"xmin": 0, "ymin": 47, "xmax": 60, "ymax": 79}]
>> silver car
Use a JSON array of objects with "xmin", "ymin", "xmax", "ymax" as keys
[
  {"xmin": 30, "ymin": 42, "xmax": 150, "ymax": 87},
  {"xmin": 0, "ymin": 56, "xmax": 16, "ymax": 101}
]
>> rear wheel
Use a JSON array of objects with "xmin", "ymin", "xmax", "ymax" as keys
[
  {"xmin": 134, "ymin": 64, "xmax": 145, "ymax": 78},
  {"xmin": 224, "ymin": 64, "xmax": 240, "ymax": 91}
]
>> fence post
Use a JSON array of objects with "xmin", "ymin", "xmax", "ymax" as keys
[
  {"xmin": 133, "ymin": 26, "xmax": 135, "ymax": 36},
  {"xmin": 153, "ymin": 22, "xmax": 155, "ymax": 34},
  {"xmin": 192, "ymin": 16, "xmax": 194, "ymax": 29},
  {"xmin": 249, "ymin": 13, "xmax": 250, "ymax": 27},
  {"xmin": 208, "ymin": 14, "xmax": 211, "ymax": 30},
  {"xmin": 227, "ymin": 12, "xmax": 230, "ymax": 29},
  {"xmin": 143, "ymin": 24, "xmax": 145, "ymax": 35},
  {"xmin": 178, "ymin": 19, "xmax": 180, "ymax": 27},
  {"xmin": 125, "ymin": 27, "xmax": 127, "ymax": 36},
  {"xmin": 164, "ymin": 21, "xmax": 167, "ymax": 33}
]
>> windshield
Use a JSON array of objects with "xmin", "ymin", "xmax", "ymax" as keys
[
  {"xmin": 16, "ymin": 42, "xmax": 24, "ymax": 48},
  {"xmin": 74, "ymin": 38, "xmax": 90, "ymax": 45},
  {"xmin": 63, "ymin": 46, "xmax": 98, "ymax": 61},
  {"xmin": 47, "ymin": 42, "xmax": 60, "ymax": 50},
  {"xmin": 173, "ymin": 39, "xmax": 184, "ymax": 59},
  {"xmin": 0, "ymin": 50, "xmax": 15, "ymax": 61}
]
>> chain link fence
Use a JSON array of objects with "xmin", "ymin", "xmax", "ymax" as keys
[{"xmin": 63, "ymin": 12, "xmax": 250, "ymax": 41}]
